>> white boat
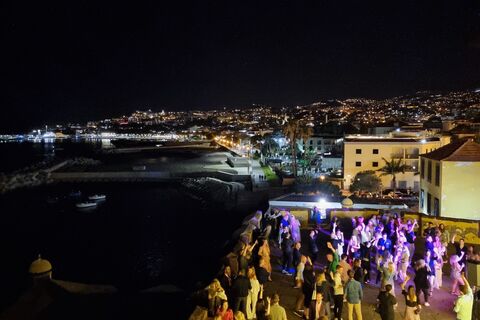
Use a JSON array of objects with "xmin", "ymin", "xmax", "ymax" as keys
[
  {"xmin": 88, "ymin": 194, "xmax": 106, "ymax": 201},
  {"xmin": 76, "ymin": 202, "xmax": 97, "ymax": 209}
]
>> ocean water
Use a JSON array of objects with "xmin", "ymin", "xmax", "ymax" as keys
[
  {"xmin": 0, "ymin": 141, "xmax": 261, "ymax": 317},
  {"xmin": 0, "ymin": 140, "xmax": 100, "ymax": 173}
]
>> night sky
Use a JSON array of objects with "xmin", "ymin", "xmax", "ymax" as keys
[{"xmin": 1, "ymin": 1, "xmax": 480, "ymax": 132}]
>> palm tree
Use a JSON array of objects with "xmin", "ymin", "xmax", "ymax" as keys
[
  {"xmin": 377, "ymin": 158, "xmax": 408, "ymax": 193},
  {"xmin": 283, "ymin": 119, "xmax": 299, "ymax": 176},
  {"xmin": 282, "ymin": 119, "xmax": 313, "ymax": 177},
  {"xmin": 298, "ymin": 126, "xmax": 314, "ymax": 151},
  {"xmin": 261, "ymin": 137, "xmax": 279, "ymax": 157}
]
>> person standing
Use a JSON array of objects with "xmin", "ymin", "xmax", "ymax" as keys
[
  {"xmin": 450, "ymin": 254, "xmax": 465, "ymax": 296},
  {"xmin": 331, "ymin": 221, "xmax": 345, "ymax": 256},
  {"xmin": 344, "ymin": 269, "xmax": 363, "ymax": 320},
  {"xmin": 333, "ymin": 265, "xmax": 345, "ymax": 320},
  {"xmin": 309, "ymin": 229, "xmax": 320, "ymax": 263},
  {"xmin": 454, "ymin": 273, "xmax": 474, "ymax": 320},
  {"xmin": 339, "ymin": 254, "xmax": 352, "ymax": 284},
  {"xmin": 269, "ymin": 293, "xmax": 287, "ymax": 320},
  {"xmin": 302, "ymin": 263, "xmax": 315, "ymax": 319},
  {"xmin": 232, "ymin": 269, "xmax": 252, "ymax": 315},
  {"xmin": 281, "ymin": 232, "xmax": 294, "ymax": 275},
  {"xmin": 413, "ymin": 259, "xmax": 430, "ymax": 307},
  {"xmin": 246, "ymin": 267, "xmax": 261, "ymax": 320},
  {"xmin": 257, "ymin": 239, "xmax": 272, "ymax": 276},
  {"xmin": 377, "ymin": 284, "xmax": 397, "ymax": 320},
  {"xmin": 309, "ymin": 291, "xmax": 327, "ymax": 320},
  {"xmin": 219, "ymin": 265, "xmax": 233, "ymax": 304},
  {"xmin": 326, "ymin": 242, "xmax": 340, "ymax": 276},
  {"xmin": 315, "ymin": 272, "xmax": 332, "ymax": 319},
  {"xmin": 397, "ymin": 245, "xmax": 410, "ymax": 283},
  {"xmin": 451, "ymin": 234, "xmax": 468, "ymax": 271},
  {"xmin": 379, "ymin": 260, "xmax": 396, "ymax": 295},
  {"xmin": 400, "ymin": 276, "xmax": 421, "ymax": 320}
]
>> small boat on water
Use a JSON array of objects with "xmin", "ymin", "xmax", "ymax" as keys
[
  {"xmin": 76, "ymin": 202, "xmax": 97, "ymax": 209},
  {"xmin": 88, "ymin": 194, "xmax": 106, "ymax": 201}
]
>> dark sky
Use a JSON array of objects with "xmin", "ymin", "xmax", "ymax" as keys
[{"xmin": 1, "ymin": 1, "xmax": 480, "ymax": 132}]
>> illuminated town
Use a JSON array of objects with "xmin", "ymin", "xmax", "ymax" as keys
[{"xmin": 2, "ymin": 1, "xmax": 480, "ymax": 320}]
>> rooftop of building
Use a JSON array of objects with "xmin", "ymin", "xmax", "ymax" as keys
[
  {"xmin": 421, "ymin": 138, "xmax": 480, "ymax": 161},
  {"xmin": 344, "ymin": 133, "xmax": 441, "ymax": 143}
]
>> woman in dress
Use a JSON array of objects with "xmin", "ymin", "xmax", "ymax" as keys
[
  {"xmin": 246, "ymin": 266, "xmax": 261, "ymax": 320},
  {"xmin": 450, "ymin": 254, "xmax": 465, "ymax": 295},
  {"xmin": 400, "ymin": 275, "xmax": 421, "ymax": 320},
  {"xmin": 347, "ymin": 229, "xmax": 361, "ymax": 260},
  {"xmin": 257, "ymin": 239, "xmax": 272, "ymax": 281},
  {"xmin": 433, "ymin": 254, "xmax": 446, "ymax": 289}
]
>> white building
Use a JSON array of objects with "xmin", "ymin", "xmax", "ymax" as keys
[
  {"xmin": 343, "ymin": 131, "xmax": 450, "ymax": 191},
  {"xmin": 297, "ymin": 135, "xmax": 343, "ymax": 154}
]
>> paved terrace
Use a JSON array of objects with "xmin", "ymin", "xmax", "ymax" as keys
[{"xmin": 261, "ymin": 227, "xmax": 472, "ymax": 320}]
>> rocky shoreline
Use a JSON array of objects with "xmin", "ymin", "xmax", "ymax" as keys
[{"xmin": 0, "ymin": 157, "xmax": 101, "ymax": 193}]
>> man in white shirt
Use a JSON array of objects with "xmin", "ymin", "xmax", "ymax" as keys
[{"xmin": 454, "ymin": 273, "xmax": 474, "ymax": 320}]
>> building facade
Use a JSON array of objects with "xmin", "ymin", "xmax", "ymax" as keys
[
  {"xmin": 419, "ymin": 139, "xmax": 480, "ymax": 220},
  {"xmin": 298, "ymin": 135, "xmax": 343, "ymax": 155},
  {"xmin": 344, "ymin": 131, "xmax": 449, "ymax": 191}
]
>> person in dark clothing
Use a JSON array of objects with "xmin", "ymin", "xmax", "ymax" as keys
[
  {"xmin": 256, "ymin": 258, "xmax": 270, "ymax": 286},
  {"xmin": 377, "ymin": 284, "xmax": 397, "ymax": 320},
  {"xmin": 423, "ymin": 222, "xmax": 436, "ymax": 238},
  {"xmin": 231, "ymin": 269, "xmax": 252, "ymax": 315},
  {"xmin": 281, "ymin": 232, "xmax": 294, "ymax": 274},
  {"xmin": 255, "ymin": 296, "xmax": 271, "ymax": 320},
  {"xmin": 361, "ymin": 245, "xmax": 372, "ymax": 283},
  {"xmin": 353, "ymin": 259, "xmax": 364, "ymax": 285},
  {"xmin": 309, "ymin": 229, "xmax": 319, "ymax": 263},
  {"xmin": 414, "ymin": 259, "xmax": 431, "ymax": 306},
  {"xmin": 377, "ymin": 233, "xmax": 392, "ymax": 255},
  {"xmin": 302, "ymin": 264, "xmax": 315, "ymax": 315},
  {"xmin": 219, "ymin": 265, "xmax": 233, "ymax": 303},
  {"xmin": 293, "ymin": 242, "xmax": 302, "ymax": 268}
]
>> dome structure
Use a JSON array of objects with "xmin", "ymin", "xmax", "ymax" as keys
[
  {"xmin": 341, "ymin": 197, "xmax": 354, "ymax": 209},
  {"xmin": 29, "ymin": 255, "xmax": 52, "ymax": 277}
]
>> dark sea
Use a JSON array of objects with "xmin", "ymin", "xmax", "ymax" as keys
[{"xmin": 0, "ymin": 141, "xmax": 264, "ymax": 318}]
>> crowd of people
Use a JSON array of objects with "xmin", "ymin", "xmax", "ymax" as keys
[{"xmin": 189, "ymin": 208, "xmax": 478, "ymax": 320}]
